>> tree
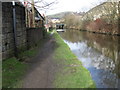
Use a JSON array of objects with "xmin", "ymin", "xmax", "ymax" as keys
[
  {"xmin": 24, "ymin": 0, "xmax": 58, "ymax": 11},
  {"xmin": 23, "ymin": 0, "xmax": 58, "ymax": 27}
]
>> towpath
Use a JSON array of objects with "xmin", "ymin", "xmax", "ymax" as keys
[{"xmin": 22, "ymin": 35, "xmax": 58, "ymax": 88}]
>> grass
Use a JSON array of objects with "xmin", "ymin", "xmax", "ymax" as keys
[
  {"xmin": 2, "ymin": 30, "xmax": 96, "ymax": 88},
  {"xmin": 2, "ymin": 32, "xmax": 49, "ymax": 88},
  {"xmin": 52, "ymin": 30, "xmax": 96, "ymax": 88},
  {"xmin": 2, "ymin": 47, "xmax": 38, "ymax": 87},
  {"xmin": 2, "ymin": 46, "xmax": 40, "ymax": 88},
  {"xmin": 2, "ymin": 57, "xmax": 27, "ymax": 88},
  {"xmin": 18, "ymin": 48, "xmax": 38, "ymax": 60},
  {"xmin": 18, "ymin": 36, "xmax": 48, "ymax": 60}
]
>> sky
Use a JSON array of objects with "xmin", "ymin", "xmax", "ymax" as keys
[
  {"xmin": 19, "ymin": 0, "xmax": 106, "ymax": 15},
  {"xmin": 38, "ymin": 0, "xmax": 106, "ymax": 15},
  {"xmin": 43, "ymin": 0, "xmax": 101, "ymax": 15}
]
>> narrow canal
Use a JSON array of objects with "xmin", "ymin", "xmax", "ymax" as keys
[{"xmin": 58, "ymin": 29, "xmax": 120, "ymax": 88}]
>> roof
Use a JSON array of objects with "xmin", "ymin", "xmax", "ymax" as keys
[
  {"xmin": 27, "ymin": 7, "xmax": 45, "ymax": 21},
  {"xmin": 34, "ymin": 7, "xmax": 45, "ymax": 21}
]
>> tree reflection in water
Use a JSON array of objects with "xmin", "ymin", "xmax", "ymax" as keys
[{"xmin": 58, "ymin": 29, "xmax": 120, "ymax": 88}]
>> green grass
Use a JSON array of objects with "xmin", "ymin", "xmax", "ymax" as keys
[
  {"xmin": 52, "ymin": 30, "xmax": 96, "ymax": 88},
  {"xmin": 2, "ymin": 46, "xmax": 40, "ymax": 88},
  {"xmin": 2, "ymin": 58, "xmax": 27, "ymax": 88},
  {"xmin": 18, "ymin": 48, "xmax": 38, "ymax": 60},
  {"xmin": 2, "ymin": 30, "xmax": 96, "ymax": 88},
  {"xmin": 18, "ymin": 39, "xmax": 46, "ymax": 60},
  {"xmin": 2, "ymin": 33, "xmax": 49, "ymax": 88}
]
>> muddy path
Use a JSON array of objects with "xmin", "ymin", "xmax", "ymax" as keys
[{"xmin": 22, "ymin": 35, "xmax": 59, "ymax": 88}]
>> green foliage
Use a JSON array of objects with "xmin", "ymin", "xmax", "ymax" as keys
[
  {"xmin": 52, "ymin": 31, "xmax": 96, "ymax": 88},
  {"xmin": 2, "ymin": 57, "xmax": 27, "ymax": 88}
]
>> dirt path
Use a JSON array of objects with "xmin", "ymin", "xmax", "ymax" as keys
[{"xmin": 22, "ymin": 35, "xmax": 58, "ymax": 88}]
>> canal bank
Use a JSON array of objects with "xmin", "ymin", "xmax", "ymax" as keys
[
  {"xmin": 22, "ymin": 30, "xmax": 96, "ymax": 88},
  {"xmin": 58, "ymin": 29, "xmax": 120, "ymax": 88},
  {"xmin": 52, "ymin": 30, "xmax": 96, "ymax": 88},
  {"xmin": 2, "ymin": 30, "xmax": 96, "ymax": 88}
]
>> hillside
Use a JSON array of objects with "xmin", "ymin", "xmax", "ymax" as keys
[
  {"xmin": 47, "ymin": 12, "xmax": 74, "ymax": 19},
  {"xmin": 47, "ymin": 11, "xmax": 85, "ymax": 19}
]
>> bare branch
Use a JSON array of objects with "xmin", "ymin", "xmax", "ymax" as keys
[
  {"xmin": 27, "ymin": 0, "xmax": 58, "ymax": 10},
  {"xmin": 34, "ymin": 0, "xmax": 43, "ymax": 4}
]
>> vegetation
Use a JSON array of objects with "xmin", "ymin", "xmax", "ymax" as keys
[
  {"xmin": 18, "ymin": 32, "xmax": 49, "ymax": 60},
  {"xmin": 62, "ymin": 2, "xmax": 119, "ymax": 35},
  {"xmin": 2, "ymin": 45, "xmax": 40, "ymax": 88},
  {"xmin": 2, "ymin": 30, "xmax": 50, "ymax": 88},
  {"xmin": 64, "ymin": 13, "xmax": 82, "ymax": 29},
  {"xmin": 18, "ymin": 48, "xmax": 38, "ymax": 60},
  {"xmin": 52, "ymin": 31, "xmax": 96, "ymax": 88},
  {"xmin": 2, "ymin": 58, "xmax": 27, "ymax": 88},
  {"xmin": 2, "ymin": 42, "xmax": 43, "ymax": 88},
  {"xmin": 2, "ymin": 30, "xmax": 96, "ymax": 88}
]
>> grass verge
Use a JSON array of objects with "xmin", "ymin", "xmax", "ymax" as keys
[
  {"xmin": 18, "ymin": 48, "xmax": 38, "ymax": 61},
  {"xmin": 2, "ymin": 33, "xmax": 50, "ymax": 88},
  {"xmin": 2, "ymin": 46, "xmax": 40, "ymax": 88},
  {"xmin": 2, "ymin": 57, "xmax": 27, "ymax": 88},
  {"xmin": 52, "ymin": 30, "xmax": 96, "ymax": 88}
]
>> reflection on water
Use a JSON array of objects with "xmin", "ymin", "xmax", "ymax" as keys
[{"xmin": 58, "ymin": 29, "xmax": 120, "ymax": 88}]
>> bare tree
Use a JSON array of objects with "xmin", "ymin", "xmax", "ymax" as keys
[
  {"xmin": 26, "ymin": 0, "xmax": 58, "ymax": 11},
  {"xmin": 23, "ymin": 0, "xmax": 58, "ymax": 27}
]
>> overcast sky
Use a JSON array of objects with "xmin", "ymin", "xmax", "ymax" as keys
[
  {"xmin": 39, "ymin": 0, "xmax": 107, "ymax": 15},
  {"xmin": 44, "ymin": 0, "xmax": 101, "ymax": 15},
  {"xmin": 19, "ymin": 0, "xmax": 106, "ymax": 15}
]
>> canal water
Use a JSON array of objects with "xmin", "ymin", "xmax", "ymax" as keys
[{"xmin": 58, "ymin": 29, "xmax": 120, "ymax": 88}]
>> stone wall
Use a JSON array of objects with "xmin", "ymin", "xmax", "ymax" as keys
[
  {"xmin": 2, "ymin": 2, "xmax": 27, "ymax": 59},
  {"xmin": 0, "ymin": 1, "xmax": 2, "ymax": 60},
  {"xmin": 27, "ymin": 27, "xmax": 44, "ymax": 49},
  {"xmin": 1, "ymin": 2, "xmax": 45, "ymax": 60}
]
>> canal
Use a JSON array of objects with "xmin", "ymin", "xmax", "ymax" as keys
[{"xmin": 58, "ymin": 29, "xmax": 120, "ymax": 88}]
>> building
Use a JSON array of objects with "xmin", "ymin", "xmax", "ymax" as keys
[{"xmin": 26, "ymin": 7, "xmax": 45, "ymax": 28}]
